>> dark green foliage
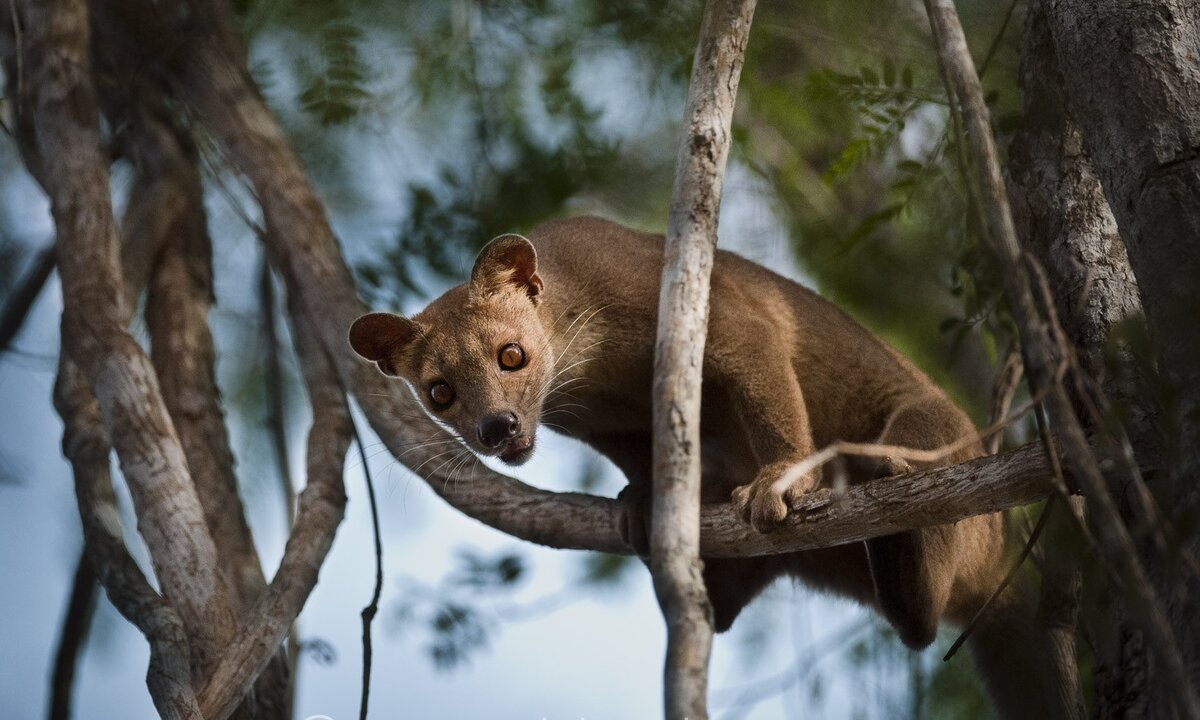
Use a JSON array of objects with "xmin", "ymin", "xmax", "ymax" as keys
[
  {"xmin": 297, "ymin": 21, "xmax": 370, "ymax": 126},
  {"xmin": 450, "ymin": 548, "xmax": 526, "ymax": 589}
]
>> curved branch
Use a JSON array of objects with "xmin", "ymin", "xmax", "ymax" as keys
[
  {"xmin": 21, "ymin": 0, "xmax": 237, "ymax": 678},
  {"xmin": 54, "ymin": 359, "xmax": 202, "ymax": 720},
  {"xmin": 195, "ymin": 269, "xmax": 350, "ymax": 720}
]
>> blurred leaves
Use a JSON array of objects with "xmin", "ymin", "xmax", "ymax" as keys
[{"xmin": 297, "ymin": 20, "xmax": 371, "ymax": 126}]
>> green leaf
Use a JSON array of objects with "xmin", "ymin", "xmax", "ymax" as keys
[
  {"xmin": 883, "ymin": 58, "xmax": 896, "ymax": 87},
  {"xmin": 824, "ymin": 138, "xmax": 872, "ymax": 183}
]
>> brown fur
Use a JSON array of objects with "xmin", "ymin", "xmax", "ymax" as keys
[{"xmin": 350, "ymin": 216, "xmax": 1074, "ymax": 716}]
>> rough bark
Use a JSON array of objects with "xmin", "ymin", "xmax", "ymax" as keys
[
  {"xmin": 132, "ymin": 104, "xmax": 292, "ymax": 717},
  {"xmin": 923, "ymin": 0, "xmax": 1199, "ymax": 716},
  {"xmin": 651, "ymin": 1, "xmax": 755, "ymax": 717},
  {"xmin": 1045, "ymin": 3, "xmax": 1200, "ymax": 712},
  {"xmin": 1006, "ymin": 7, "xmax": 1143, "ymax": 411},
  {"xmin": 54, "ymin": 360, "xmax": 202, "ymax": 720},
  {"xmin": 19, "ymin": 0, "xmax": 238, "ymax": 680},
  {"xmin": 1006, "ymin": 4, "xmax": 1148, "ymax": 716}
]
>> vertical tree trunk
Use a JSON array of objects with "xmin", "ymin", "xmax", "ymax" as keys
[
  {"xmin": 1046, "ymin": 2, "xmax": 1200, "ymax": 714},
  {"xmin": 1005, "ymin": 5, "xmax": 1145, "ymax": 716},
  {"xmin": 925, "ymin": 0, "xmax": 1198, "ymax": 715},
  {"xmin": 652, "ymin": 1, "xmax": 756, "ymax": 717}
]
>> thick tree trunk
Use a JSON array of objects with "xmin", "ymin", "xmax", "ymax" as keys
[
  {"xmin": 1005, "ymin": 5, "xmax": 1145, "ymax": 716},
  {"xmin": 1046, "ymin": 1, "xmax": 1200, "ymax": 714},
  {"xmin": 925, "ymin": 0, "xmax": 1198, "ymax": 715}
]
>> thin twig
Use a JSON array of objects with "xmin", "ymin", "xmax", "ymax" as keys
[
  {"xmin": 47, "ymin": 547, "xmax": 97, "ymax": 720},
  {"xmin": 986, "ymin": 339, "xmax": 1024, "ymax": 454},
  {"xmin": 770, "ymin": 378, "xmax": 1057, "ymax": 498},
  {"xmin": 976, "ymin": 0, "xmax": 1020, "ymax": 78},
  {"xmin": 0, "ymin": 246, "xmax": 54, "ymax": 353},
  {"xmin": 944, "ymin": 393, "xmax": 1072, "ymax": 662},
  {"xmin": 943, "ymin": 497, "xmax": 1054, "ymax": 662},
  {"xmin": 260, "ymin": 258, "xmax": 294, "ymax": 526},
  {"xmin": 354, "ymin": 413, "xmax": 383, "ymax": 720}
]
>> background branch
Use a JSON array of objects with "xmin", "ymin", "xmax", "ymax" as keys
[
  {"xmin": 54, "ymin": 359, "xmax": 202, "ymax": 720},
  {"xmin": 194, "ymin": 288, "xmax": 350, "ymax": 720},
  {"xmin": 0, "ymin": 246, "xmax": 54, "ymax": 353},
  {"xmin": 46, "ymin": 548, "xmax": 96, "ymax": 720},
  {"xmin": 20, "ymin": 0, "xmax": 239, "ymax": 679}
]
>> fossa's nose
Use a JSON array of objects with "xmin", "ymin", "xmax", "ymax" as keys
[{"xmin": 478, "ymin": 411, "xmax": 519, "ymax": 448}]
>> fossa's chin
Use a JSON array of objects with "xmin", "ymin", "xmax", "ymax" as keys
[{"xmin": 498, "ymin": 436, "xmax": 535, "ymax": 465}]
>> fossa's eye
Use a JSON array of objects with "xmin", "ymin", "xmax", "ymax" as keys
[
  {"xmin": 498, "ymin": 343, "xmax": 526, "ymax": 371},
  {"xmin": 429, "ymin": 381, "xmax": 455, "ymax": 408}
]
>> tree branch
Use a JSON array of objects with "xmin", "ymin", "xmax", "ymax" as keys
[
  {"xmin": 20, "ymin": 0, "xmax": 238, "ymax": 680},
  {"xmin": 195, "ymin": 278, "xmax": 350, "ymax": 720},
  {"xmin": 54, "ymin": 359, "xmax": 202, "ymax": 720},
  {"xmin": 129, "ymin": 99, "xmax": 293, "ymax": 717},
  {"xmin": 132, "ymin": 98, "xmax": 268, "ymax": 617},
  {"xmin": 0, "ymin": 246, "xmax": 54, "ymax": 353},
  {"xmin": 652, "ymin": 2, "xmax": 754, "ymax": 715},
  {"xmin": 1044, "ymin": 3, "xmax": 1200, "ymax": 709},
  {"xmin": 47, "ymin": 547, "xmax": 96, "ymax": 720}
]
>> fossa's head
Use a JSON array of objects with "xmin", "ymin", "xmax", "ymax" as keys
[{"xmin": 349, "ymin": 234, "xmax": 551, "ymax": 465}]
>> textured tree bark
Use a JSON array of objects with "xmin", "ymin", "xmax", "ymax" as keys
[
  {"xmin": 19, "ymin": 0, "xmax": 239, "ymax": 681},
  {"xmin": 1006, "ymin": 4, "xmax": 1151, "ymax": 716},
  {"xmin": 651, "ymin": 1, "xmax": 755, "ymax": 717},
  {"xmin": 1045, "ymin": 3, "xmax": 1200, "ymax": 713},
  {"xmin": 54, "ymin": 360, "xmax": 203, "ymax": 720},
  {"xmin": 923, "ymin": 0, "xmax": 1199, "ymax": 716},
  {"xmin": 1004, "ymin": 6, "xmax": 1142, "ymax": 717},
  {"xmin": 132, "ymin": 106, "xmax": 292, "ymax": 717}
]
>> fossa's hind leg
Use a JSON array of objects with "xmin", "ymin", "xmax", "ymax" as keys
[{"xmin": 864, "ymin": 398, "xmax": 977, "ymax": 648}]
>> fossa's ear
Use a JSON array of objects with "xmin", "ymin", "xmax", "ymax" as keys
[
  {"xmin": 348, "ymin": 312, "xmax": 420, "ymax": 376},
  {"xmin": 470, "ymin": 234, "xmax": 543, "ymax": 301}
]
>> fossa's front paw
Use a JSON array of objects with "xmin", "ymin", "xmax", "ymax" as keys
[{"xmin": 732, "ymin": 462, "xmax": 820, "ymax": 533}]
